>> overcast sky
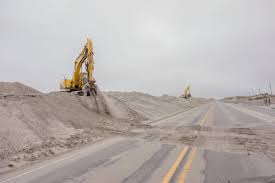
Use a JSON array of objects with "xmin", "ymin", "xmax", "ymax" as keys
[{"xmin": 1, "ymin": 0, "xmax": 275, "ymax": 98}]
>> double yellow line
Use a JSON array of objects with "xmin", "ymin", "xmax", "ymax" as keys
[
  {"xmin": 162, "ymin": 110, "xmax": 210, "ymax": 183},
  {"xmin": 162, "ymin": 146, "xmax": 189, "ymax": 183}
]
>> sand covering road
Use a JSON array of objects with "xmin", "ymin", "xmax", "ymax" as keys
[{"xmin": 0, "ymin": 82, "xmax": 207, "ymax": 170}]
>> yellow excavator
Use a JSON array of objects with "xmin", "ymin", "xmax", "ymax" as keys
[
  {"xmin": 60, "ymin": 38, "xmax": 97, "ymax": 96},
  {"xmin": 180, "ymin": 84, "xmax": 191, "ymax": 99}
]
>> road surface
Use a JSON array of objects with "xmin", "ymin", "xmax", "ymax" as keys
[{"xmin": 1, "ymin": 101, "xmax": 275, "ymax": 183}]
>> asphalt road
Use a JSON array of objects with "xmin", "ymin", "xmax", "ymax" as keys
[{"xmin": 1, "ymin": 101, "xmax": 275, "ymax": 183}]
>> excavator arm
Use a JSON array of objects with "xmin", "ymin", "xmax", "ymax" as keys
[{"xmin": 72, "ymin": 38, "xmax": 94, "ymax": 88}]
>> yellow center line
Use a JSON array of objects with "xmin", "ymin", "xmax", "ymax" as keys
[
  {"xmin": 162, "ymin": 146, "xmax": 189, "ymax": 183},
  {"xmin": 199, "ymin": 110, "xmax": 210, "ymax": 126},
  {"xmin": 161, "ymin": 109, "xmax": 211, "ymax": 183},
  {"xmin": 178, "ymin": 109, "xmax": 211, "ymax": 183},
  {"xmin": 194, "ymin": 110, "xmax": 210, "ymax": 135},
  {"xmin": 177, "ymin": 148, "xmax": 198, "ymax": 183}
]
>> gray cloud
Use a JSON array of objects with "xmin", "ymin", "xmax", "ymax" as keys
[{"xmin": 1, "ymin": 0, "xmax": 275, "ymax": 98}]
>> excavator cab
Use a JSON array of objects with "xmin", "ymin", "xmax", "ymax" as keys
[{"xmin": 60, "ymin": 73, "xmax": 87, "ymax": 91}]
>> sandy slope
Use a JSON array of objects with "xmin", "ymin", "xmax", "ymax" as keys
[
  {"xmin": 223, "ymin": 95, "xmax": 275, "ymax": 106},
  {"xmin": 105, "ymin": 92, "xmax": 206, "ymax": 120},
  {"xmin": 0, "ymin": 82, "xmax": 40, "ymax": 94}
]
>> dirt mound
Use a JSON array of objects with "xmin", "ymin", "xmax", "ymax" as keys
[
  {"xmin": 223, "ymin": 95, "xmax": 275, "ymax": 107},
  {"xmin": 105, "ymin": 91, "xmax": 208, "ymax": 120},
  {"xmin": 0, "ymin": 82, "xmax": 40, "ymax": 94},
  {"xmin": 0, "ymin": 92, "xmax": 138, "ymax": 168}
]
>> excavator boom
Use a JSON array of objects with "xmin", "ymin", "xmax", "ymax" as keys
[{"xmin": 72, "ymin": 38, "xmax": 94, "ymax": 87}]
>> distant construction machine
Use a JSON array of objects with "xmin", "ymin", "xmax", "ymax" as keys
[
  {"xmin": 60, "ymin": 38, "xmax": 98, "ymax": 96},
  {"xmin": 180, "ymin": 84, "xmax": 191, "ymax": 99}
]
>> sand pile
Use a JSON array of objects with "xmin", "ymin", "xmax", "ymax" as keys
[
  {"xmin": 223, "ymin": 95, "xmax": 275, "ymax": 106},
  {"xmin": 0, "ymin": 85, "xmax": 137, "ymax": 167},
  {"xmin": 0, "ymin": 82, "xmax": 40, "ymax": 94},
  {"xmin": 106, "ymin": 92, "xmax": 208, "ymax": 120}
]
